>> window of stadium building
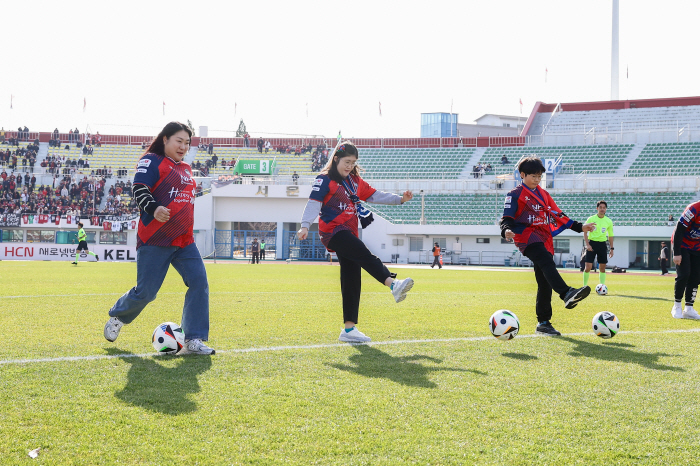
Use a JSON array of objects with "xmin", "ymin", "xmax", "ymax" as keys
[
  {"xmin": 56, "ymin": 230, "xmax": 96, "ymax": 245},
  {"xmin": 410, "ymin": 237, "xmax": 424, "ymax": 251},
  {"xmin": 1, "ymin": 229, "xmax": 23, "ymax": 242},
  {"xmin": 477, "ymin": 238, "xmax": 490, "ymax": 244},
  {"xmin": 27, "ymin": 230, "xmax": 56, "ymax": 243},
  {"xmin": 553, "ymin": 239, "xmax": 570, "ymax": 254},
  {"xmin": 99, "ymin": 231, "xmax": 127, "ymax": 245}
]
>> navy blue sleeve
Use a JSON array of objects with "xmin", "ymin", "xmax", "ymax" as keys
[
  {"xmin": 502, "ymin": 189, "xmax": 519, "ymax": 218},
  {"xmin": 133, "ymin": 155, "xmax": 160, "ymax": 188},
  {"xmin": 309, "ymin": 175, "xmax": 330, "ymax": 202}
]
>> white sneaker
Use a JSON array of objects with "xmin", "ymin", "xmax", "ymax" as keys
[
  {"xmin": 683, "ymin": 306, "xmax": 700, "ymax": 320},
  {"xmin": 391, "ymin": 277, "xmax": 414, "ymax": 303},
  {"xmin": 339, "ymin": 327, "xmax": 371, "ymax": 343},
  {"xmin": 103, "ymin": 317, "xmax": 124, "ymax": 342},
  {"xmin": 180, "ymin": 339, "xmax": 216, "ymax": 355},
  {"xmin": 671, "ymin": 303, "xmax": 683, "ymax": 319}
]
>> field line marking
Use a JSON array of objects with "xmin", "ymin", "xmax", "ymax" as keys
[{"xmin": 1, "ymin": 328, "xmax": 699, "ymax": 366}]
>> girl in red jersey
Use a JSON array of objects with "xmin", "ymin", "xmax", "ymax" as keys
[
  {"xmin": 298, "ymin": 141, "xmax": 414, "ymax": 343},
  {"xmin": 103, "ymin": 122, "xmax": 214, "ymax": 355},
  {"xmin": 670, "ymin": 201, "xmax": 700, "ymax": 320}
]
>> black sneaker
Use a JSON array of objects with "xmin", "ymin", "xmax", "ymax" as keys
[
  {"xmin": 71, "ymin": 262, "xmax": 78, "ymax": 265},
  {"xmin": 563, "ymin": 286, "xmax": 590, "ymax": 309},
  {"xmin": 536, "ymin": 322, "xmax": 561, "ymax": 336},
  {"xmin": 95, "ymin": 256, "xmax": 99, "ymax": 262}
]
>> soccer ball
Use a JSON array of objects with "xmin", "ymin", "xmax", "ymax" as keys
[
  {"xmin": 591, "ymin": 311, "xmax": 620, "ymax": 339},
  {"xmin": 152, "ymin": 322, "xmax": 186, "ymax": 354},
  {"xmin": 595, "ymin": 284, "xmax": 608, "ymax": 295},
  {"xmin": 489, "ymin": 310, "xmax": 520, "ymax": 340}
]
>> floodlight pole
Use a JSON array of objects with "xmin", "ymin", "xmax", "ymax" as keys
[
  {"xmin": 420, "ymin": 190, "xmax": 426, "ymax": 225},
  {"xmin": 611, "ymin": 0, "xmax": 620, "ymax": 100}
]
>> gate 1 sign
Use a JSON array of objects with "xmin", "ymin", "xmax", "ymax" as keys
[{"xmin": 0, "ymin": 243, "xmax": 137, "ymax": 261}]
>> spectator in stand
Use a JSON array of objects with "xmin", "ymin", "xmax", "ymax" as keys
[
  {"xmin": 211, "ymin": 153, "xmax": 218, "ymax": 167},
  {"xmin": 208, "ymin": 142, "xmax": 214, "ymax": 155},
  {"xmin": 264, "ymin": 140, "xmax": 270, "ymax": 153},
  {"xmin": 292, "ymin": 171, "xmax": 299, "ymax": 185},
  {"xmin": 244, "ymin": 132, "xmax": 250, "ymax": 147},
  {"xmin": 257, "ymin": 137, "xmax": 264, "ymax": 153},
  {"xmin": 0, "ymin": 127, "xmax": 4, "ymax": 143},
  {"xmin": 668, "ymin": 214, "xmax": 674, "ymax": 226},
  {"xmin": 501, "ymin": 155, "xmax": 509, "ymax": 165}
]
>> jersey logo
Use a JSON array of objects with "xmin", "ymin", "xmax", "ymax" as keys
[
  {"xmin": 313, "ymin": 178, "xmax": 324, "ymax": 186},
  {"xmin": 169, "ymin": 187, "xmax": 180, "ymax": 198},
  {"xmin": 138, "ymin": 159, "xmax": 151, "ymax": 167},
  {"xmin": 136, "ymin": 168, "xmax": 147, "ymax": 173}
]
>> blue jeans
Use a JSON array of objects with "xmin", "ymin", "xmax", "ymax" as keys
[{"xmin": 109, "ymin": 243, "xmax": 210, "ymax": 341}]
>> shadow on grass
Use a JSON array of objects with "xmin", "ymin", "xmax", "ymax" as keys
[
  {"xmin": 105, "ymin": 348, "xmax": 212, "ymax": 414},
  {"xmin": 327, "ymin": 344, "xmax": 486, "ymax": 388},
  {"xmin": 614, "ymin": 294, "xmax": 673, "ymax": 302},
  {"xmin": 502, "ymin": 352, "xmax": 538, "ymax": 361},
  {"xmin": 558, "ymin": 336, "xmax": 684, "ymax": 372}
]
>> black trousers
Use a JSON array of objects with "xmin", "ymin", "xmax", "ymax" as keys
[
  {"xmin": 260, "ymin": 249, "xmax": 265, "ymax": 260},
  {"xmin": 674, "ymin": 248, "xmax": 700, "ymax": 304},
  {"xmin": 328, "ymin": 230, "xmax": 392, "ymax": 324},
  {"xmin": 660, "ymin": 258, "xmax": 668, "ymax": 275},
  {"xmin": 523, "ymin": 242, "xmax": 572, "ymax": 323},
  {"xmin": 251, "ymin": 252, "xmax": 259, "ymax": 264},
  {"xmin": 431, "ymin": 255, "xmax": 441, "ymax": 268}
]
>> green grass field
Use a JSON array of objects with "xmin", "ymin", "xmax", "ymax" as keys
[{"xmin": 1, "ymin": 261, "xmax": 699, "ymax": 465}]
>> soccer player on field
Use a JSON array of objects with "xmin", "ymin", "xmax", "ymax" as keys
[
  {"xmin": 71, "ymin": 221, "xmax": 98, "ymax": 264},
  {"xmin": 583, "ymin": 200, "xmax": 614, "ymax": 289},
  {"xmin": 103, "ymin": 122, "xmax": 215, "ymax": 354},
  {"xmin": 670, "ymin": 201, "xmax": 700, "ymax": 320},
  {"xmin": 500, "ymin": 156, "xmax": 596, "ymax": 336},
  {"xmin": 297, "ymin": 141, "xmax": 414, "ymax": 343}
]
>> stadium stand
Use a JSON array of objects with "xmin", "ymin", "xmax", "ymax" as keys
[
  {"xmin": 368, "ymin": 191, "xmax": 694, "ymax": 227},
  {"xmin": 359, "ymin": 147, "xmax": 477, "ymax": 179},
  {"xmin": 625, "ymin": 142, "xmax": 700, "ymax": 177},
  {"xmin": 479, "ymin": 144, "xmax": 634, "ymax": 174}
]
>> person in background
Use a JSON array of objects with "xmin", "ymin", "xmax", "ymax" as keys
[
  {"xmin": 260, "ymin": 239, "xmax": 266, "ymax": 261},
  {"xmin": 431, "ymin": 242, "xmax": 442, "ymax": 269},
  {"xmin": 671, "ymin": 200, "xmax": 700, "ymax": 320},
  {"xmin": 71, "ymin": 221, "xmax": 99, "ymax": 265},
  {"xmin": 659, "ymin": 241, "xmax": 669, "ymax": 276},
  {"xmin": 251, "ymin": 237, "xmax": 260, "ymax": 264}
]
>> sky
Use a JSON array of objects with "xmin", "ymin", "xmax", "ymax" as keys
[{"xmin": 1, "ymin": 0, "xmax": 699, "ymax": 139}]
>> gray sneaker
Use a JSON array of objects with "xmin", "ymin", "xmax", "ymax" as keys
[
  {"xmin": 180, "ymin": 339, "xmax": 216, "ymax": 355},
  {"xmin": 104, "ymin": 316, "xmax": 124, "ymax": 342},
  {"xmin": 391, "ymin": 278, "xmax": 414, "ymax": 303}
]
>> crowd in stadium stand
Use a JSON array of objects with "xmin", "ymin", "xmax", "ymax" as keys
[
  {"xmin": 0, "ymin": 144, "xmax": 38, "ymax": 171},
  {"xmin": 312, "ymin": 149, "xmax": 329, "ymax": 172},
  {"xmin": 0, "ymin": 167, "xmax": 138, "ymax": 218},
  {"xmin": 471, "ymin": 162, "xmax": 493, "ymax": 178}
]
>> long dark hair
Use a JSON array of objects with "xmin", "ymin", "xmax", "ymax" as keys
[
  {"xmin": 143, "ymin": 121, "xmax": 192, "ymax": 157},
  {"xmin": 320, "ymin": 140, "xmax": 361, "ymax": 183}
]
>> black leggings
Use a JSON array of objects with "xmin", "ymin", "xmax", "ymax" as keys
[
  {"xmin": 523, "ymin": 242, "xmax": 572, "ymax": 323},
  {"xmin": 327, "ymin": 230, "xmax": 392, "ymax": 324},
  {"xmin": 674, "ymin": 248, "xmax": 700, "ymax": 305}
]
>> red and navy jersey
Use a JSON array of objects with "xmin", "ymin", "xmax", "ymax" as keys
[
  {"xmin": 133, "ymin": 153, "xmax": 196, "ymax": 249},
  {"xmin": 309, "ymin": 173, "xmax": 376, "ymax": 247},
  {"xmin": 674, "ymin": 201, "xmax": 700, "ymax": 251},
  {"xmin": 502, "ymin": 184, "xmax": 573, "ymax": 255}
]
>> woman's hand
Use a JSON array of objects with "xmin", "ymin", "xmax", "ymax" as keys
[
  {"xmin": 297, "ymin": 227, "xmax": 308, "ymax": 241},
  {"xmin": 401, "ymin": 191, "xmax": 413, "ymax": 204},
  {"xmin": 582, "ymin": 223, "xmax": 597, "ymax": 232},
  {"xmin": 504, "ymin": 229, "xmax": 515, "ymax": 241},
  {"xmin": 674, "ymin": 255, "xmax": 682, "ymax": 266},
  {"xmin": 154, "ymin": 206, "xmax": 170, "ymax": 222}
]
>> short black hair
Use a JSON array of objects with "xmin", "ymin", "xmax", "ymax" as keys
[
  {"xmin": 597, "ymin": 200, "xmax": 608, "ymax": 208},
  {"xmin": 517, "ymin": 156, "xmax": 545, "ymax": 176},
  {"xmin": 78, "ymin": 222, "xmax": 84, "ymax": 227}
]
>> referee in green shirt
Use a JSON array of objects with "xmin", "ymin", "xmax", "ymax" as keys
[
  {"xmin": 583, "ymin": 200, "xmax": 614, "ymax": 287},
  {"xmin": 72, "ymin": 222, "xmax": 99, "ymax": 265}
]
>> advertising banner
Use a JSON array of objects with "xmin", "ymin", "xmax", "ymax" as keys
[
  {"xmin": 0, "ymin": 213, "xmax": 21, "ymax": 227},
  {"xmin": 0, "ymin": 243, "xmax": 137, "ymax": 262}
]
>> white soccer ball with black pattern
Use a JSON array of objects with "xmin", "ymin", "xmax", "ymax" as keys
[
  {"xmin": 489, "ymin": 310, "xmax": 520, "ymax": 340},
  {"xmin": 595, "ymin": 284, "xmax": 608, "ymax": 295},
  {"xmin": 591, "ymin": 311, "xmax": 620, "ymax": 339},
  {"xmin": 152, "ymin": 322, "xmax": 186, "ymax": 354}
]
